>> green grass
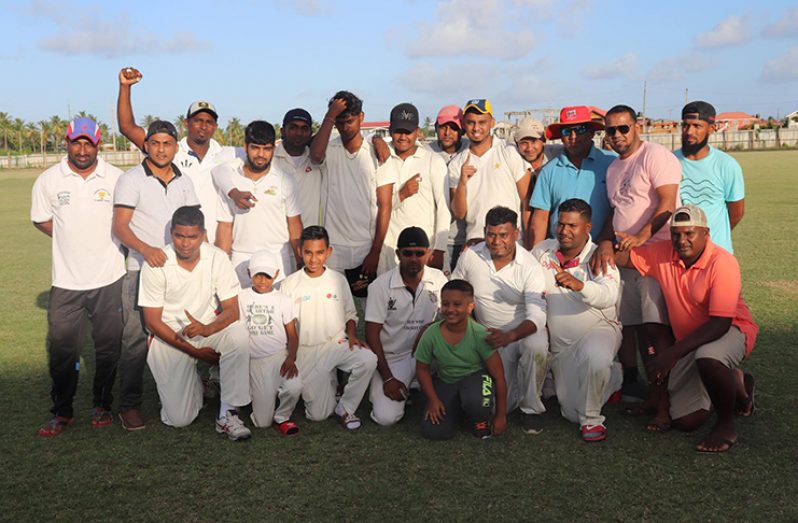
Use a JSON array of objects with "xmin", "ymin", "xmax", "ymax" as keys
[{"xmin": 1, "ymin": 152, "xmax": 797, "ymax": 522}]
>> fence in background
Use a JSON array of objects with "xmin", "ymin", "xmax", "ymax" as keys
[{"xmin": 0, "ymin": 150, "xmax": 144, "ymax": 169}]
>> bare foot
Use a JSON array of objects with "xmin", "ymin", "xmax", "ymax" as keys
[
  {"xmin": 696, "ymin": 422, "xmax": 737, "ymax": 453},
  {"xmin": 735, "ymin": 372, "xmax": 756, "ymax": 417},
  {"xmin": 645, "ymin": 414, "xmax": 672, "ymax": 433}
]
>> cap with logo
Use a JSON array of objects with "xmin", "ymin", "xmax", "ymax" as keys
[
  {"xmin": 514, "ymin": 117, "xmax": 545, "ymax": 142},
  {"xmin": 389, "ymin": 103, "xmax": 420, "ymax": 133},
  {"xmin": 186, "ymin": 101, "xmax": 218, "ymax": 121},
  {"xmin": 397, "ymin": 226, "xmax": 430, "ymax": 249},
  {"xmin": 145, "ymin": 120, "xmax": 179, "ymax": 142},
  {"xmin": 283, "ymin": 108, "xmax": 313, "ymax": 127},
  {"xmin": 682, "ymin": 100, "xmax": 716, "ymax": 123},
  {"xmin": 66, "ymin": 117, "xmax": 101, "ymax": 145},
  {"xmin": 463, "ymin": 98, "xmax": 493, "ymax": 116},
  {"xmin": 672, "ymin": 204, "xmax": 708, "ymax": 228},
  {"xmin": 436, "ymin": 105, "xmax": 463, "ymax": 130},
  {"xmin": 249, "ymin": 250, "xmax": 280, "ymax": 278},
  {"xmin": 545, "ymin": 105, "xmax": 604, "ymax": 140}
]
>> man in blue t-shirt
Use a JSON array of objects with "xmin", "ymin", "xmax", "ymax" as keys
[{"xmin": 674, "ymin": 101, "xmax": 745, "ymax": 253}]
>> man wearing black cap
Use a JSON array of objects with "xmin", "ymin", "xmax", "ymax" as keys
[
  {"xmin": 365, "ymin": 227, "xmax": 449, "ymax": 426},
  {"xmin": 674, "ymin": 101, "xmax": 745, "ymax": 254},
  {"xmin": 112, "ymin": 120, "xmax": 201, "ymax": 430},
  {"xmin": 378, "ymin": 103, "xmax": 450, "ymax": 274},
  {"xmin": 275, "ymin": 109, "xmax": 325, "ymax": 226}
]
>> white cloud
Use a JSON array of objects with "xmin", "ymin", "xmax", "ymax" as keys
[
  {"xmin": 399, "ymin": 61, "xmax": 498, "ymax": 97},
  {"xmin": 762, "ymin": 46, "xmax": 798, "ymax": 82},
  {"xmin": 583, "ymin": 54, "xmax": 637, "ymax": 79},
  {"xmin": 647, "ymin": 53, "xmax": 715, "ymax": 82},
  {"xmin": 694, "ymin": 15, "xmax": 750, "ymax": 49},
  {"xmin": 762, "ymin": 8, "xmax": 798, "ymax": 38}
]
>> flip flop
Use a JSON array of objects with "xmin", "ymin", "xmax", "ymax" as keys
[
  {"xmin": 696, "ymin": 435, "xmax": 737, "ymax": 453},
  {"xmin": 273, "ymin": 421, "xmax": 299, "ymax": 436},
  {"xmin": 37, "ymin": 416, "xmax": 75, "ymax": 437},
  {"xmin": 736, "ymin": 373, "xmax": 756, "ymax": 417}
]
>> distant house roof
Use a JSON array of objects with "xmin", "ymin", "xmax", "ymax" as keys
[
  {"xmin": 362, "ymin": 121, "xmax": 390, "ymax": 129},
  {"xmin": 587, "ymin": 106, "xmax": 606, "ymax": 117},
  {"xmin": 716, "ymin": 112, "xmax": 755, "ymax": 120}
]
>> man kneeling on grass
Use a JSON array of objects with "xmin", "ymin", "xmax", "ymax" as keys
[
  {"xmin": 415, "ymin": 280, "xmax": 507, "ymax": 440},
  {"xmin": 139, "ymin": 206, "xmax": 252, "ymax": 441},
  {"xmin": 614, "ymin": 204, "xmax": 758, "ymax": 452}
]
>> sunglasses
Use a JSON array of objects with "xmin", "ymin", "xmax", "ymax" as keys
[
  {"xmin": 561, "ymin": 124, "xmax": 590, "ymax": 137},
  {"xmin": 605, "ymin": 125, "xmax": 632, "ymax": 136},
  {"xmin": 399, "ymin": 249, "xmax": 427, "ymax": 258}
]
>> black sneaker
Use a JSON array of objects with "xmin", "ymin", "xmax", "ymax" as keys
[
  {"xmin": 621, "ymin": 380, "xmax": 648, "ymax": 403},
  {"xmin": 521, "ymin": 413, "xmax": 544, "ymax": 435},
  {"xmin": 472, "ymin": 421, "xmax": 492, "ymax": 439}
]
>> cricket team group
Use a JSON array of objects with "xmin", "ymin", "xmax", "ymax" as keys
[{"xmin": 29, "ymin": 66, "xmax": 758, "ymax": 452}]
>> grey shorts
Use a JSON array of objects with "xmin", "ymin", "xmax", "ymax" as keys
[{"xmin": 618, "ymin": 267, "xmax": 669, "ymax": 326}]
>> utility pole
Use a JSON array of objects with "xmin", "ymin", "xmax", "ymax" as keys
[
  {"xmin": 641, "ymin": 81, "xmax": 647, "ymax": 131},
  {"xmin": 67, "ymin": 104, "xmax": 72, "ymax": 120},
  {"xmin": 684, "ymin": 88, "xmax": 688, "ymax": 104},
  {"xmin": 111, "ymin": 104, "xmax": 118, "ymax": 152}
]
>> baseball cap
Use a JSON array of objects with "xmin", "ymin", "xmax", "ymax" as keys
[
  {"xmin": 397, "ymin": 227, "xmax": 430, "ymax": 249},
  {"xmin": 514, "ymin": 117, "xmax": 545, "ymax": 142},
  {"xmin": 545, "ymin": 106, "xmax": 604, "ymax": 140},
  {"xmin": 390, "ymin": 103, "xmax": 420, "ymax": 133},
  {"xmin": 145, "ymin": 120, "xmax": 179, "ymax": 142},
  {"xmin": 283, "ymin": 108, "xmax": 313, "ymax": 127},
  {"xmin": 682, "ymin": 101, "xmax": 716, "ymax": 123},
  {"xmin": 463, "ymin": 98, "xmax": 493, "ymax": 116},
  {"xmin": 249, "ymin": 250, "xmax": 280, "ymax": 278},
  {"xmin": 436, "ymin": 105, "xmax": 463, "ymax": 130},
  {"xmin": 186, "ymin": 101, "xmax": 218, "ymax": 120},
  {"xmin": 672, "ymin": 204, "xmax": 708, "ymax": 228},
  {"xmin": 66, "ymin": 117, "xmax": 101, "ymax": 145}
]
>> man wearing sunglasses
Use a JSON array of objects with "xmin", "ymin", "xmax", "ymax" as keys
[
  {"xmin": 529, "ymin": 106, "xmax": 616, "ymax": 249},
  {"xmin": 365, "ymin": 227, "xmax": 449, "ymax": 426}
]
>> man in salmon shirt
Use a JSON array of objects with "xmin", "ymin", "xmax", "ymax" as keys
[{"xmin": 614, "ymin": 204, "xmax": 757, "ymax": 453}]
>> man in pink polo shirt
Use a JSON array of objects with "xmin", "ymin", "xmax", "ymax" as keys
[{"xmin": 615, "ymin": 205, "xmax": 757, "ymax": 453}]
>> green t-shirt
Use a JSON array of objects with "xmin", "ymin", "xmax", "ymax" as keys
[{"xmin": 415, "ymin": 319, "xmax": 495, "ymax": 384}]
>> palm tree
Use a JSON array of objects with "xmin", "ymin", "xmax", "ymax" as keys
[
  {"xmin": 13, "ymin": 118, "xmax": 25, "ymax": 152},
  {"xmin": 139, "ymin": 114, "xmax": 160, "ymax": 129},
  {"xmin": 173, "ymin": 115, "xmax": 186, "ymax": 138},
  {"xmin": 0, "ymin": 112, "xmax": 11, "ymax": 151},
  {"xmin": 225, "ymin": 117, "xmax": 244, "ymax": 146},
  {"xmin": 48, "ymin": 115, "xmax": 67, "ymax": 153},
  {"xmin": 25, "ymin": 122, "xmax": 39, "ymax": 153}
]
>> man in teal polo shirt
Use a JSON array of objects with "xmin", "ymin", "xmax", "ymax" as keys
[{"xmin": 529, "ymin": 106, "xmax": 616, "ymax": 247}]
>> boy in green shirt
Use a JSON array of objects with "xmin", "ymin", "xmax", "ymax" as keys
[{"xmin": 415, "ymin": 279, "xmax": 507, "ymax": 439}]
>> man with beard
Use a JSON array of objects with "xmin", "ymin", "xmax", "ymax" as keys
[
  {"xmin": 452, "ymin": 206, "xmax": 548, "ymax": 434},
  {"xmin": 309, "ymin": 91, "xmax": 398, "ymax": 297},
  {"xmin": 449, "ymin": 99, "xmax": 531, "ymax": 246},
  {"xmin": 365, "ymin": 227, "xmax": 448, "ymax": 426},
  {"xmin": 214, "ymin": 121, "xmax": 303, "ymax": 287},
  {"xmin": 113, "ymin": 121, "xmax": 200, "ymax": 430},
  {"xmin": 378, "ymin": 103, "xmax": 450, "ymax": 274},
  {"xmin": 674, "ymin": 101, "xmax": 745, "ymax": 253},
  {"xmin": 31, "ymin": 117, "xmax": 125, "ymax": 436},
  {"xmin": 117, "ymin": 67, "xmax": 239, "ymax": 242}
]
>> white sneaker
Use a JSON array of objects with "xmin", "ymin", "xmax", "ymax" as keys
[
  {"xmin": 215, "ymin": 411, "xmax": 252, "ymax": 441},
  {"xmin": 338, "ymin": 411, "xmax": 361, "ymax": 430}
]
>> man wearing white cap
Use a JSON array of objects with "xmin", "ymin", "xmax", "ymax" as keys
[{"xmin": 31, "ymin": 117, "xmax": 125, "ymax": 436}]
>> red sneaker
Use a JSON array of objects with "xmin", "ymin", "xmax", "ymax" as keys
[{"xmin": 581, "ymin": 423, "xmax": 607, "ymax": 443}]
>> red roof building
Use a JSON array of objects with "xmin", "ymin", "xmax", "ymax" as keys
[{"xmin": 716, "ymin": 112, "xmax": 758, "ymax": 131}]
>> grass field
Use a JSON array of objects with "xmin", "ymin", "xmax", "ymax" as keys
[{"xmin": 1, "ymin": 151, "xmax": 797, "ymax": 522}]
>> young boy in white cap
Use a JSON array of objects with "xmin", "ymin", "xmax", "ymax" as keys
[{"xmin": 238, "ymin": 250, "xmax": 302, "ymax": 435}]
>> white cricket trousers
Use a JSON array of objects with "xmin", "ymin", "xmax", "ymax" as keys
[
  {"xmin": 147, "ymin": 322, "xmax": 251, "ymax": 427},
  {"xmin": 249, "ymin": 351, "xmax": 303, "ymax": 427},
  {"xmin": 501, "ymin": 330, "xmax": 549, "ymax": 415},
  {"xmin": 296, "ymin": 336, "xmax": 378, "ymax": 421},
  {"xmin": 369, "ymin": 354, "xmax": 415, "ymax": 426},
  {"xmin": 549, "ymin": 323, "xmax": 622, "ymax": 427}
]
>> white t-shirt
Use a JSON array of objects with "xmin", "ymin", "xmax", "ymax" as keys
[
  {"xmin": 273, "ymin": 142, "xmax": 325, "ymax": 227},
  {"xmin": 214, "ymin": 158, "xmax": 301, "ymax": 255},
  {"xmin": 531, "ymin": 239, "xmax": 621, "ymax": 350},
  {"xmin": 174, "ymin": 138, "xmax": 240, "ymax": 244},
  {"xmin": 30, "ymin": 157, "xmax": 125, "ymax": 290},
  {"xmin": 447, "ymin": 138, "xmax": 526, "ymax": 240},
  {"xmin": 451, "ymin": 242, "xmax": 546, "ymax": 332},
  {"xmin": 365, "ymin": 266, "xmax": 448, "ymax": 361},
  {"xmin": 385, "ymin": 145, "xmax": 451, "ymax": 252},
  {"xmin": 238, "ymin": 287, "xmax": 296, "ymax": 359},
  {"xmin": 279, "ymin": 267, "xmax": 358, "ymax": 347},
  {"xmin": 322, "ymin": 136, "xmax": 398, "ymax": 270},
  {"xmin": 138, "ymin": 243, "xmax": 240, "ymax": 332}
]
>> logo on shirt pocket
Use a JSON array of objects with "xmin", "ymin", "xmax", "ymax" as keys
[
  {"xmin": 263, "ymin": 187, "xmax": 277, "ymax": 196},
  {"xmin": 93, "ymin": 189, "xmax": 111, "ymax": 202},
  {"xmin": 57, "ymin": 191, "xmax": 71, "ymax": 206}
]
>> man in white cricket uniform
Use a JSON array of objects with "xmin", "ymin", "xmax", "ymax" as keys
[
  {"xmin": 531, "ymin": 198, "xmax": 622, "ymax": 442},
  {"xmin": 452, "ymin": 206, "xmax": 548, "ymax": 433},
  {"xmin": 378, "ymin": 103, "xmax": 450, "ymax": 274},
  {"xmin": 365, "ymin": 227, "xmax": 449, "ymax": 426},
  {"xmin": 31, "ymin": 118, "xmax": 126, "ymax": 436},
  {"xmin": 279, "ymin": 226, "xmax": 378, "ymax": 429},
  {"xmin": 213, "ymin": 121, "xmax": 303, "ymax": 287},
  {"xmin": 139, "ymin": 207, "xmax": 251, "ymax": 439}
]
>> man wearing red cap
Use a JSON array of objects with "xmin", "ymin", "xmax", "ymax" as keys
[{"xmin": 31, "ymin": 117, "xmax": 126, "ymax": 436}]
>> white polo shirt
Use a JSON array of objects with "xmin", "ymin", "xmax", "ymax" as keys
[
  {"xmin": 30, "ymin": 156, "xmax": 125, "ymax": 290},
  {"xmin": 280, "ymin": 267, "xmax": 358, "ymax": 347},
  {"xmin": 214, "ymin": 158, "xmax": 301, "ymax": 255},
  {"xmin": 273, "ymin": 142, "xmax": 325, "ymax": 226},
  {"xmin": 174, "ymin": 138, "xmax": 240, "ymax": 243},
  {"xmin": 114, "ymin": 161, "xmax": 200, "ymax": 272},
  {"xmin": 451, "ymin": 242, "xmax": 546, "ymax": 332},
  {"xmin": 322, "ymin": 136, "xmax": 398, "ymax": 270},
  {"xmin": 365, "ymin": 266, "xmax": 448, "ymax": 361},
  {"xmin": 238, "ymin": 288, "xmax": 296, "ymax": 359},
  {"xmin": 531, "ymin": 239, "xmax": 621, "ymax": 350},
  {"xmin": 138, "ymin": 243, "xmax": 240, "ymax": 332},
  {"xmin": 447, "ymin": 138, "xmax": 526, "ymax": 240},
  {"xmin": 385, "ymin": 145, "xmax": 450, "ymax": 252}
]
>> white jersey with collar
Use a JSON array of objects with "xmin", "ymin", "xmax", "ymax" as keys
[{"xmin": 273, "ymin": 142, "xmax": 325, "ymax": 226}]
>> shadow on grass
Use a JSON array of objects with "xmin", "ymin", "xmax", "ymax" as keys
[{"xmin": 36, "ymin": 290, "xmax": 49, "ymax": 310}]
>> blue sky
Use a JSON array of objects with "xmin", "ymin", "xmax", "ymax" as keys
[{"xmin": 2, "ymin": 0, "xmax": 797, "ymax": 127}]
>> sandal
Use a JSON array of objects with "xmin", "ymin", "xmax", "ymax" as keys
[
  {"xmin": 273, "ymin": 420, "xmax": 300, "ymax": 436},
  {"xmin": 37, "ymin": 416, "xmax": 75, "ymax": 437},
  {"xmin": 91, "ymin": 407, "xmax": 114, "ymax": 428},
  {"xmin": 696, "ymin": 435, "xmax": 737, "ymax": 453}
]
